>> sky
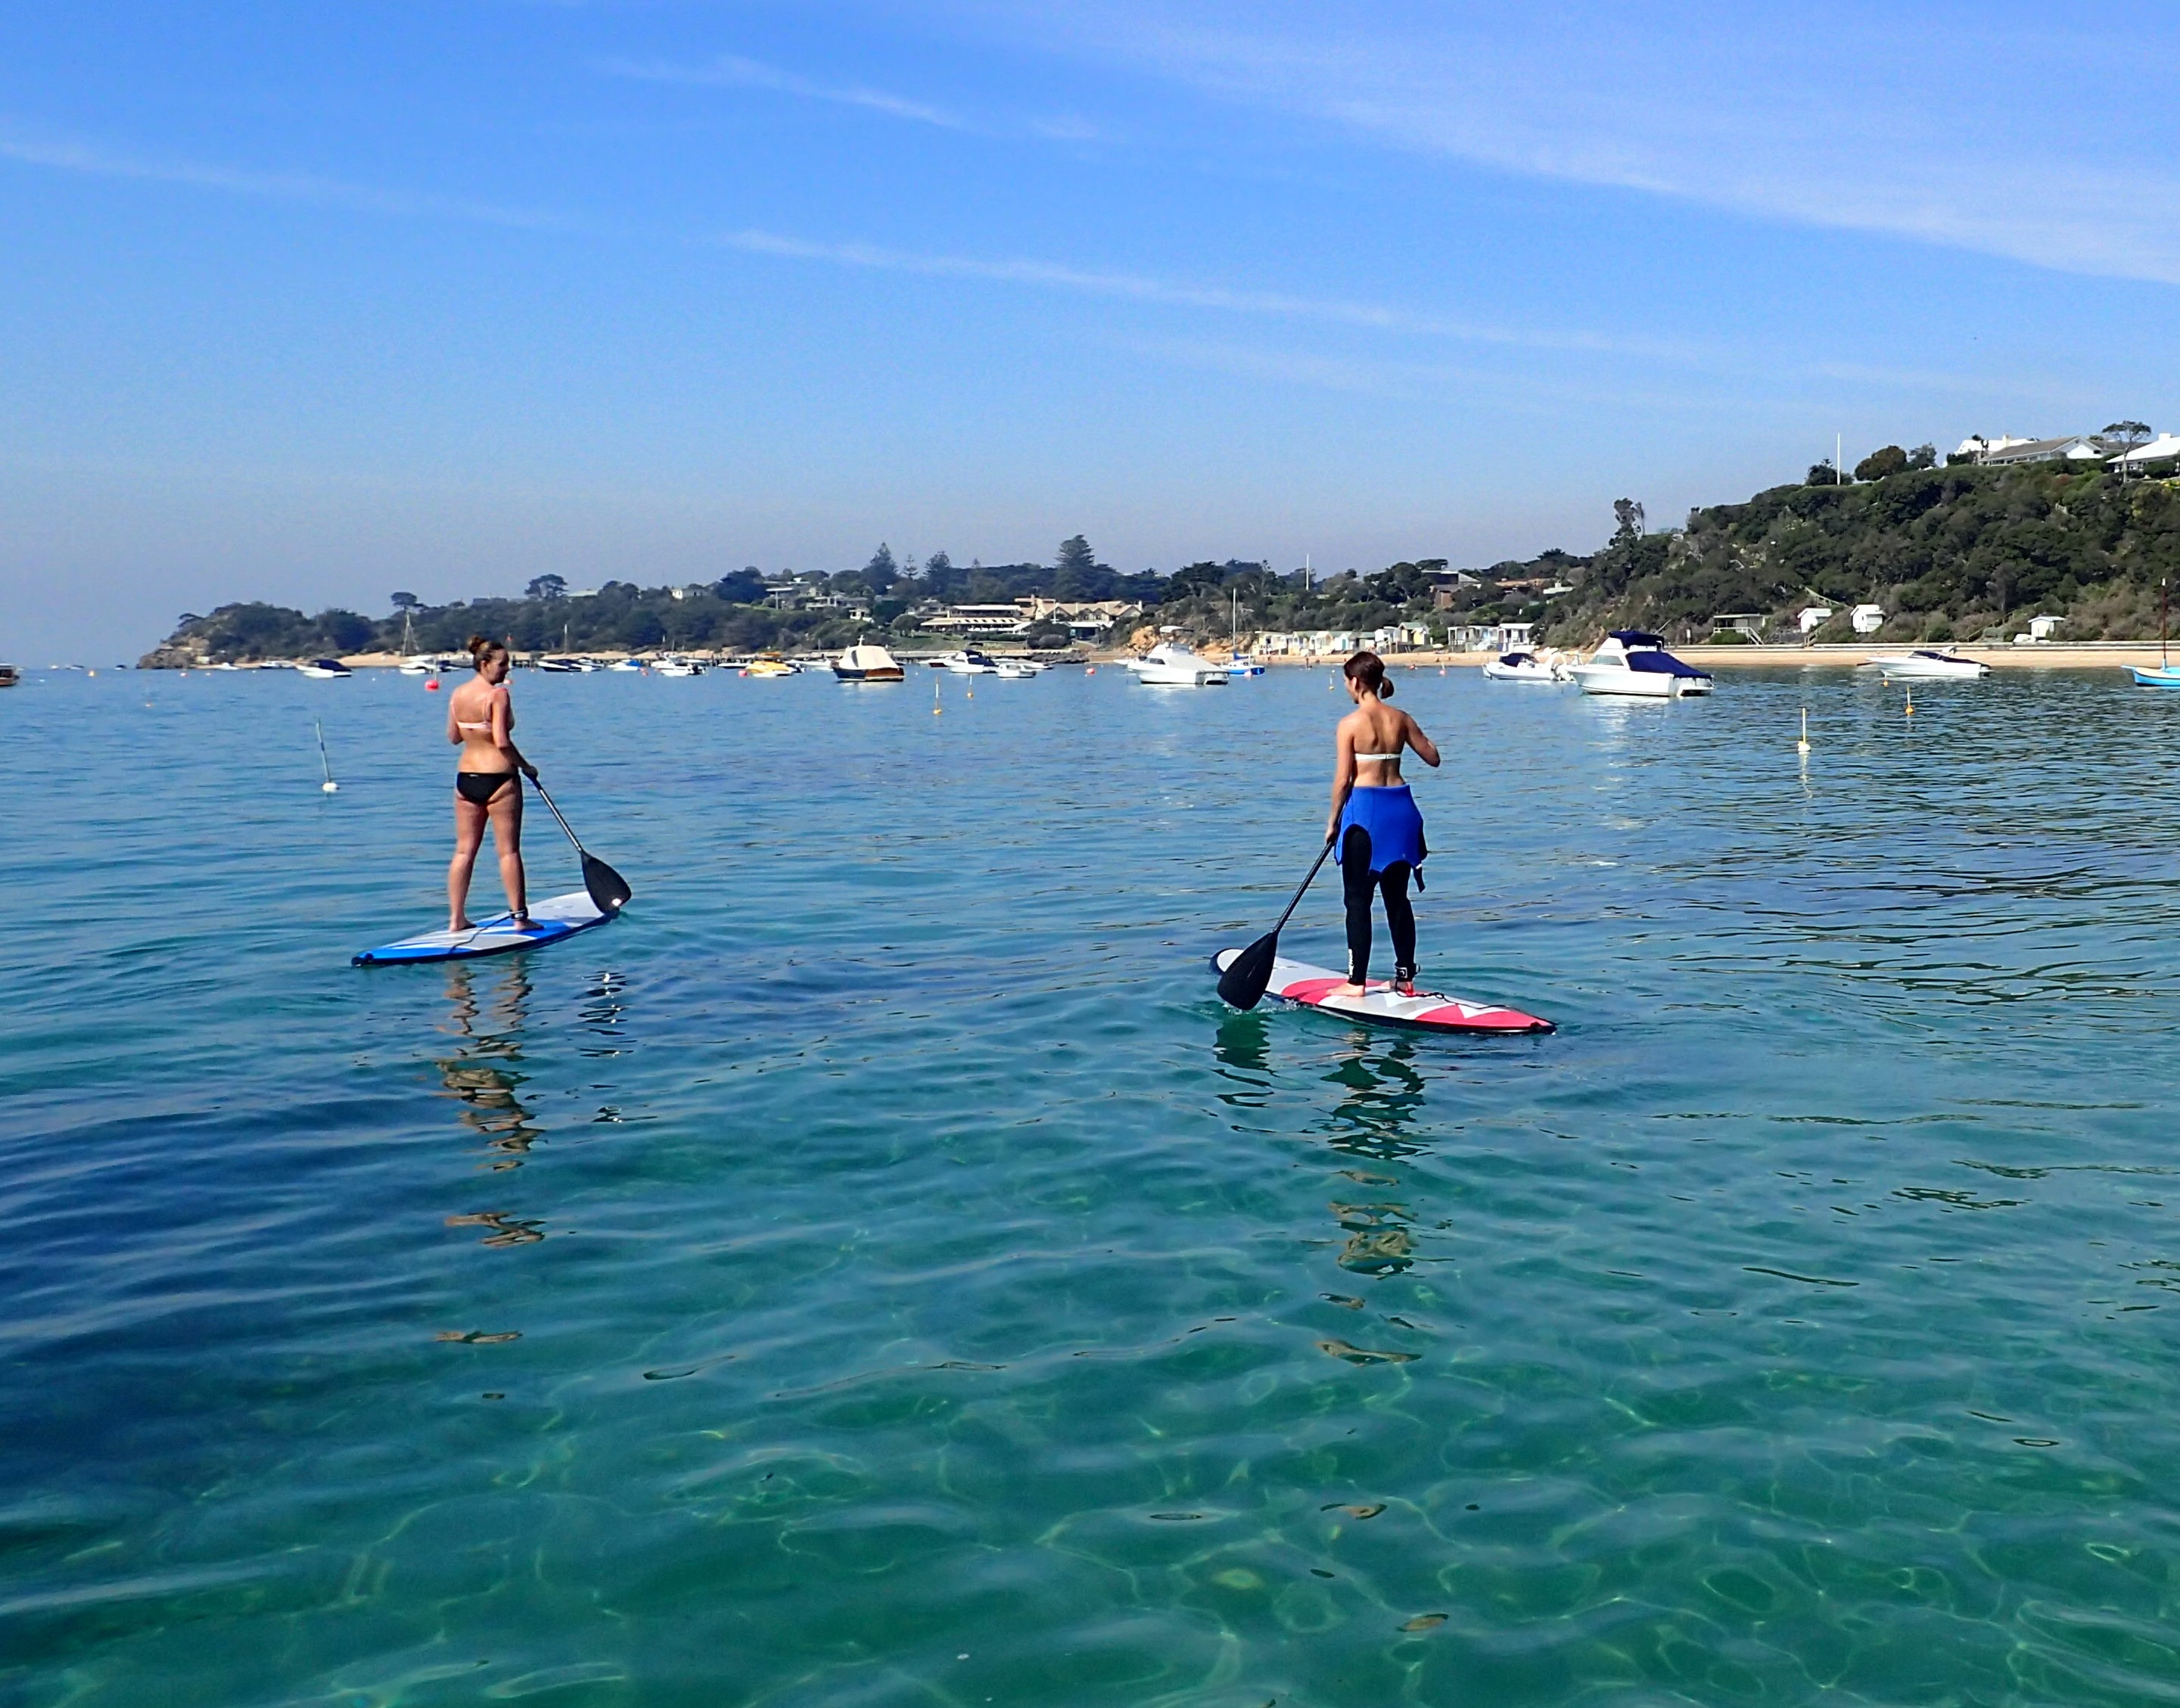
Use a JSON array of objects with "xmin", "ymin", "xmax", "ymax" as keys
[{"xmin": 3, "ymin": 1, "xmax": 2176, "ymax": 661}]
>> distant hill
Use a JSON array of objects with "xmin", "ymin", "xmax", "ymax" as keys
[
  {"xmin": 137, "ymin": 459, "xmax": 2180, "ymax": 666},
  {"xmin": 1529, "ymin": 459, "xmax": 2180, "ymax": 646}
]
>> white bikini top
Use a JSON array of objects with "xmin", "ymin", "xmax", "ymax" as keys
[{"xmin": 1354, "ymin": 752, "xmax": 1403, "ymax": 762}]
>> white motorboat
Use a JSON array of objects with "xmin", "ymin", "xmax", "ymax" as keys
[
  {"xmin": 832, "ymin": 641, "xmax": 906, "ymax": 682},
  {"xmin": 397, "ymin": 656, "xmax": 434, "ymax": 675},
  {"xmin": 607, "ymin": 657, "xmax": 645, "ymax": 672},
  {"xmin": 1569, "ymin": 631, "xmax": 1712, "ymax": 698},
  {"xmin": 1481, "ymin": 649, "xmax": 1568, "ymax": 683},
  {"xmin": 298, "ymin": 658, "xmax": 353, "ymax": 680},
  {"xmin": 1858, "ymin": 649, "xmax": 1989, "ymax": 680},
  {"xmin": 536, "ymin": 656, "xmax": 585, "ymax": 674},
  {"xmin": 1127, "ymin": 642, "xmax": 1228, "ymax": 686},
  {"xmin": 654, "ymin": 657, "xmax": 704, "ymax": 677},
  {"xmin": 993, "ymin": 659, "xmax": 1040, "ymax": 679},
  {"xmin": 933, "ymin": 649, "xmax": 1000, "ymax": 674},
  {"xmin": 1225, "ymin": 657, "xmax": 1266, "ymax": 678}
]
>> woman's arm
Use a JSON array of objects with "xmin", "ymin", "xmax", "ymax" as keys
[
  {"xmin": 1325, "ymin": 722, "xmax": 1356, "ymax": 841},
  {"xmin": 490, "ymin": 691, "xmax": 537, "ymax": 779},
  {"xmin": 1405, "ymin": 714, "xmax": 1442, "ymax": 768}
]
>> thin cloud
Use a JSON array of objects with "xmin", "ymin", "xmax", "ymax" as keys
[
  {"xmin": 0, "ymin": 123, "xmax": 577, "ymax": 232},
  {"xmin": 984, "ymin": 4, "xmax": 2180, "ymax": 286},
  {"xmin": 599, "ymin": 54, "xmax": 966, "ymax": 130},
  {"xmin": 717, "ymin": 227, "xmax": 1704, "ymax": 361}
]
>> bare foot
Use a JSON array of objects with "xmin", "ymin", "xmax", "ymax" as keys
[
  {"xmin": 450, "ymin": 917, "xmax": 473, "ymax": 932},
  {"xmin": 1326, "ymin": 981, "xmax": 1371, "ymax": 999}
]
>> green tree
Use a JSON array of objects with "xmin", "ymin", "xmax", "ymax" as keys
[
  {"xmin": 714, "ymin": 569, "xmax": 766, "ymax": 604},
  {"xmin": 1906, "ymin": 443, "xmax": 1937, "ymax": 470},
  {"xmin": 316, "ymin": 609, "xmax": 375, "ymax": 652},
  {"xmin": 864, "ymin": 543, "xmax": 899, "ymax": 592},
  {"xmin": 527, "ymin": 574, "xmax": 567, "ymax": 601},
  {"xmin": 1855, "ymin": 445, "xmax": 1909, "ymax": 481},
  {"xmin": 390, "ymin": 590, "xmax": 420, "ymax": 611}
]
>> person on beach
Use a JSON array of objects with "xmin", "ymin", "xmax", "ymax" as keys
[
  {"xmin": 1326, "ymin": 650, "xmax": 1440, "ymax": 997},
  {"xmin": 446, "ymin": 635, "xmax": 539, "ymax": 932}
]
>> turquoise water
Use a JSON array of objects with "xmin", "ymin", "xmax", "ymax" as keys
[{"xmin": 4, "ymin": 661, "xmax": 2178, "ymax": 1706}]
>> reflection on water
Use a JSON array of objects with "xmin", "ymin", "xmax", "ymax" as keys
[
  {"xmin": 436, "ymin": 962, "xmax": 543, "ymax": 1168},
  {"xmin": 1321, "ymin": 1033, "xmax": 1432, "ymax": 1163}
]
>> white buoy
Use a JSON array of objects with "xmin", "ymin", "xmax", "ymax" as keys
[
  {"xmin": 1796, "ymin": 708, "xmax": 1810, "ymax": 755},
  {"xmin": 314, "ymin": 719, "xmax": 340, "ymax": 792}
]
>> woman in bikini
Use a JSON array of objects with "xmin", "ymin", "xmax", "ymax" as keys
[
  {"xmin": 446, "ymin": 635, "xmax": 539, "ymax": 932},
  {"xmin": 1326, "ymin": 650, "xmax": 1441, "ymax": 997}
]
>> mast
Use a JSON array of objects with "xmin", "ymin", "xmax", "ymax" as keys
[{"xmin": 2163, "ymin": 577, "xmax": 2169, "ymax": 671}]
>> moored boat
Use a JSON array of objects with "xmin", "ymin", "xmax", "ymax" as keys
[
  {"xmin": 1858, "ymin": 649, "xmax": 1989, "ymax": 680},
  {"xmin": 832, "ymin": 641, "xmax": 906, "ymax": 682},
  {"xmin": 1127, "ymin": 641, "xmax": 1228, "ymax": 686},
  {"xmin": 654, "ymin": 656, "xmax": 704, "ymax": 677},
  {"xmin": 0, "ymin": 663, "xmax": 18, "ymax": 688},
  {"xmin": 298, "ymin": 658, "xmax": 353, "ymax": 680},
  {"xmin": 1569, "ymin": 631, "xmax": 1712, "ymax": 698},
  {"xmin": 932, "ymin": 649, "xmax": 1000, "ymax": 674},
  {"xmin": 1481, "ymin": 649, "xmax": 1568, "ymax": 683},
  {"xmin": 744, "ymin": 652, "xmax": 801, "ymax": 678}
]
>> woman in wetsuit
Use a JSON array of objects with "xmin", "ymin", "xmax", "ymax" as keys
[
  {"xmin": 1326, "ymin": 651, "xmax": 1441, "ymax": 997},
  {"xmin": 446, "ymin": 635, "xmax": 539, "ymax": 932}
]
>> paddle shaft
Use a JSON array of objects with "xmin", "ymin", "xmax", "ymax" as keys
[
  {"xmin": 528, "ymin": 776, "xmax": 587, "ymax": 855},
  {"xmin": 1270, "ymin": 835, "xmax": 1339, "ymax": 935}
]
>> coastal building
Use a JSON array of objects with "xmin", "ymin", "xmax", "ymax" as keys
[
  {"xmin": 2111, "ymin": 433, "xmax": 2180, "ymax": 467},
  {"xmin": 923, "ymin": 604, "xmax": 1031, "ymax": 636},
  {"xmin": 1710, "ymin": 612, "xmax": 1766, "ymax": 639},
  {"xmin": 1976, "ymin": 436, "xmax": 2104, "ymax": 466},
  {"xmin": 1954, "ymin": 435, "xmax": 2035, "ymax": 462},
  {"xmin": 1490, "ymin": 622, "xmax": 1534, "ymax": 653},
  {"xmin": 1798, "ymin": 606, "xmax": 1834, "ymax": 633},
  {"xmin": 1851, "ymin": 604, "xmax": 1886, "ymax": 634}
]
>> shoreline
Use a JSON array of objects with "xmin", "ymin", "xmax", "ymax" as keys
[
  {"xmin": 1229, "ymin": 644, "xmax": 2174, "ymax": 671},
  {"xmin": 167, "ymin": 642, "xmax": 2174, "ymax": 673}
]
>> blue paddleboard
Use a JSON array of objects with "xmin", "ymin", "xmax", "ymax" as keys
[{"xmin": 353, "ymin": 889, "xmax": 614, "ymax": 966}]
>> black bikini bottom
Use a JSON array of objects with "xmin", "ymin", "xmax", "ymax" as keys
[{"xmin": 456, "ymin": 771, "xmax": 518, "ymax": 807}]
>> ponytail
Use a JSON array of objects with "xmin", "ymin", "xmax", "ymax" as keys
[{"xmin": 1343, "ymin": 650, "xmax": 1392, "ymax": 698}]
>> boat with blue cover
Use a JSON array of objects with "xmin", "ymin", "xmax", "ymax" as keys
[{"xmin": 1570, "ymin": 631, "xmax": 1713, "ymax": 698}]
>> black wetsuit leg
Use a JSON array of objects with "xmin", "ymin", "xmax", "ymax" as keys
[
  {"xmin": 1379, "ymin": 863, "xmax": 1417, "ymax": 980},
  {"xmin": 1342, "ymin": 825, "xmax": 1376, "ymax": 982}
]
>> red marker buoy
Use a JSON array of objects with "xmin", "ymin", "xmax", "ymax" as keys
[{"xmin": 425, "ymin": 678, "xmax": 440, "ymax": 691}]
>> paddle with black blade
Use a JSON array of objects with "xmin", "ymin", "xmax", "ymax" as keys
[
  {"xmin": 1217, "ymin": 834, "xmax": 1338, "ymax": 1010},
  {"xmin": 529, "ymin": 776, "xmax": 634, "ymax": 916}
]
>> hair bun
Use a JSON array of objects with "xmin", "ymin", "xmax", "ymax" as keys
[{"xmin": 1342, "ymin": 649, "xmax": 1390, "ymax": 697}]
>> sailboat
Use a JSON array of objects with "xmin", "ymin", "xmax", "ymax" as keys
[
  {"xmin": 1224, "ymin": 589, "xmax": 1264, "ymax": 676},
  {"xmin": 2133, "ymin": 580, "xmax": 2180, "ymax": 689},
  {"xmin": 397, "ymin": 611, "xmax": 434, "ymax": 674}
]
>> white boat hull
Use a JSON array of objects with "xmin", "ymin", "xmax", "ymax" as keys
[
  {"xmin": 1571, "ymin": 665, "xmax": 1707, "ymax": 697},
  {"xmin": 1858, "ymin": 654, "xmax": 1989, "ymax": 680}
]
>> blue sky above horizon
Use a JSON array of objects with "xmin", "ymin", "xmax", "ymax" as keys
[{"xmin": 4, "ymin": 1, "xmax": 2176, "ymax": 658}]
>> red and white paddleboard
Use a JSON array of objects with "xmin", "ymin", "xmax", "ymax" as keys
[{"xmin": 1214, "ymin": 949, "xmax": 1553, "ymax": 1034}]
